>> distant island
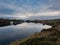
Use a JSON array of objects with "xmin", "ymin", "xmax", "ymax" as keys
[
  {"xmin": 0, "ymin": 18, "xmax": 24, "ymax": 27},
  {"xmin": 5, "ymin": 19, "xmax": 60, "ymax": 45}
]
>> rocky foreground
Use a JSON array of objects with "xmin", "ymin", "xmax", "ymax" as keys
[{"xmin": 8, "ymin": 19, "xmax": 60, "ymax": 45}]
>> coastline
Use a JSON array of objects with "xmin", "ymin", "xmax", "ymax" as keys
[{"xmin": 7, "ymin": 19, "xmax": 60, "ymax": 45}]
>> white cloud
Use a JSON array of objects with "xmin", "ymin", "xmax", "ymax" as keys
[
  {"xmin": 0, "ymin": 0, "xmax": 60, "ymax": 19},
  {"xmin": 13, "ymin": 11, "xmax": 60, "ymax": 18}
]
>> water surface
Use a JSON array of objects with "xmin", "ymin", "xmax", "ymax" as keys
[{"xmin": 0, "ymin": 22, "xmax": 51, "ymax": 45}]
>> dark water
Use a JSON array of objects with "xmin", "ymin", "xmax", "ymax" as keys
[{"xmin": 0, "ymin": 22, "xmax": 51, "ymax": 45}]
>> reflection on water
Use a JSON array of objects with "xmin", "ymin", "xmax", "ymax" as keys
[{"xmin": 0, "ymin": 22, "xmax": 51, "ymax": 45}]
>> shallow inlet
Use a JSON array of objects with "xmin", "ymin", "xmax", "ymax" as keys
[{"xmin": 0, "ymin": 22, "xmax": 51, "ymax": 45}]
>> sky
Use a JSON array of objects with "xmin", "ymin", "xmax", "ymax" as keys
[{"xmin": 0, "ymin": 0, "xmax": 60, "ymax": 19}]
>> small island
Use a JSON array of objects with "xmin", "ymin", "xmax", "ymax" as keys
[{"xmin": 0, "ymin": 18, "xmax": 24, "ymax": 27}]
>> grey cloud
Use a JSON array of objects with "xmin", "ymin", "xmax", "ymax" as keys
[
  {"xmin": 24, "ymin": 15, "xmax": 60, "ymax": 20},
  {"xmin": 0, "ymin": 0, "xmax": 60, "ymax": 20},
  {"xmin": 48, "ymin": 0, "xmax": 60, "ymax": 11}
]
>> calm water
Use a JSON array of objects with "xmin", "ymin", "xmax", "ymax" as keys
[{"xmin": 0, "ymin": 22, "xmax": 51, "ymax": 45}]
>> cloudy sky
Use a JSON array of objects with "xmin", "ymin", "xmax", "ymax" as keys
[{"xmin": 0, "ymin": 0, "xmax": 60, "ymax": 19}]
